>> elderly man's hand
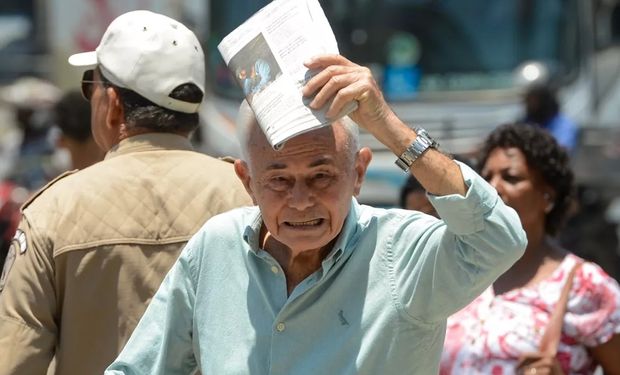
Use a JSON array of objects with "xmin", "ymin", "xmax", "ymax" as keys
[
  {"xmin": 302, "ymin": 54, "xmax": 394, "ymax": 133},
  {"xmin": 303, "ymin": 54, "xmax": 467, "ymax": 197}
]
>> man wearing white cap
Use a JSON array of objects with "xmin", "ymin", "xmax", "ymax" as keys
[{"xmin": 0, "ymin": 10, "xmax": 251, "ymax": 375}]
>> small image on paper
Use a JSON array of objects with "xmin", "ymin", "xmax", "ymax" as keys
[{"xmin": 230, "ymin": 33, "xmax": 283, "ymax": 103}]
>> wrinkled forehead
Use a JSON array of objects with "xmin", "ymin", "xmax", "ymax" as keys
[{"xmin": 248, "ymin": 124, "xmax": 346, "ymax": 167}]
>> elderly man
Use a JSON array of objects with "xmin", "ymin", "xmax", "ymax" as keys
[
  {"xmin": 0, "ymin": 11, "xmax": 251, "ymax": 375},
  {"xmin": 106, "ymin": 55, "xmax": 526, "ymax": 374}
]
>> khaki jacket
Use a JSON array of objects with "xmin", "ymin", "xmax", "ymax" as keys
[{"xmin": 0, "ymin": 133, "xmax": 252, "ymax": 375}]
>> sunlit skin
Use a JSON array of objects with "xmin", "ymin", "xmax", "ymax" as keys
[
  {"xmin": 235, "ymin": 121, "xmax": 371, "ymax": 292},
  {"xmin": 88, "ymin": 69, "xmax": 113, "ymax": 151},
  {"xmin": 88, "ymin": 69, "xmax": 127, "ymax": 152},
  {"xmin": 481, "ymin": 147, "xmax": 551, "ymax": 245}
]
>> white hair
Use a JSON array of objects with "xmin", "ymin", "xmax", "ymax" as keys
[
  {"xmin": 236, "ymin": 100, "xmax": 360, "ymax": 163},
  {"xmin": 236, "ymin": 100, "xmax": 256, "ymax": 162},
  {"xmin": 339, "ymin": 116, "xmax": 360, "ymax": 162}
]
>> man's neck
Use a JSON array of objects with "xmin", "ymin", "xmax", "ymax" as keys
[
  {"xmin": 69, "ymin": 139, "xmax": 104, "ymax": 169},
  {"xmin": 261, "ymin": 228, "xmax": 333, "ymax": 295},
  {"xmin": 119, "ymin": 126, "xmax": 191, "ymax": 142}
]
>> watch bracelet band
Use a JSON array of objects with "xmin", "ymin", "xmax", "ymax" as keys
[{"xmin": 394, "ymin": 127, "xmax": 437, "ymax": 172}]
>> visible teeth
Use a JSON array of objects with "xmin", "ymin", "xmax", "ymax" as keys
[{"xmin": 288, "ymin": 219, "xmax": 321, "ymax": 226}]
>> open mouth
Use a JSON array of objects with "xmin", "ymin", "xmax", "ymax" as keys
[{"xmin": 285, "ymin": 218, "xmax": 324, "ymax": 227}]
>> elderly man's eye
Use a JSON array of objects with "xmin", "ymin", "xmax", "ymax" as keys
[
  {"xmin": 268, "ymin": 176, "xmax": 292, "ymax": 191},
  {"xmin": 311, "ymin": 172, "xmax": 333, "ymax": 188}
]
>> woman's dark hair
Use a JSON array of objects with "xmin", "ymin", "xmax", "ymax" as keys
[
  {"xmin": 399, "ymin": 175, "xmax": 424, "ymax": 208},
  {"xmin": 477, "ymin": 123, "xmax": 575, "ymax": 236},
  {"xmin": 99, "ymin": 68, "xmax": 203, "ymax": 133},
  {"xmin": 54, "ymin": 90, "xmax": 92, "ymax": 142},
  {"xmin": 524, "ymin": 84, "xmax": 559, "ymax": 125}
]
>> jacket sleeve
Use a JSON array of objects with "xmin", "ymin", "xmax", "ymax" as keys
[
  {"xmin": 0, "ymin": 216, "xmax": 57, "ymax": 375},
  {"xmin": 105, "ymin": 243, "xmax": 198, "ymax": 375},
  {"xmin": 389, "ymin": 162, "xmax": 527, "ymax": 322}
]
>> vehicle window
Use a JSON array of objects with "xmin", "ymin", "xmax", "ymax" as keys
[{"xmin": 207, "ymin": 0, "xmax": 577, "ymax": 99}]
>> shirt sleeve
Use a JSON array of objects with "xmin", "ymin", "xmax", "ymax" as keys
[
  {"xmin": 571, "ymin": 262, "xmax": 620, "ymax": 347},
  {"xmin": 0, "ymin": 216, "xmax": 57, "ymax": 375},
  {"xmin": 105, "ymin": 243, "xmax": 198, "ymax": 375},
  {"xmin": 389, "ymin": 161, "xmax": 527, "ymax": 323}
]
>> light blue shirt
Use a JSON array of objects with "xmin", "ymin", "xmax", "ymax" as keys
[
  {"xmin": 106, "ymin": 163, "xmax": 526, "ymax": 375},
  {"xmin": 243, "ymin": 59, "xmax": 271, "ymax": 96}
]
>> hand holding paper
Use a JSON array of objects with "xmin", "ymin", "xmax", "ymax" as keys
[
  {"xmin": 218, "ymin": 0, "xmax": 357, "ymax": 150},
  {"xmin": 302, "ymin": 54, "xmax": 395, "ymax": 132}
]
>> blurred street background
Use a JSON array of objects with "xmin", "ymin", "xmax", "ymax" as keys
[{"xmin": 1, "ymin": 0, "xmax": 619, "ymax": 280}]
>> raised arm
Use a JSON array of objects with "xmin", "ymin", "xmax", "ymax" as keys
[
  {"xmin": 303, "ymin": 54, "xmax": 466, "ymax": 197},
  {"xmin": 303, "ymin": 54, "xmax": 527, "ymax": 321}
]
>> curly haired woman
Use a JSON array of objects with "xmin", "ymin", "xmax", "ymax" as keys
[{"xmin": 440, "ymin": 123, "xmax": 620, "ymax": 375}]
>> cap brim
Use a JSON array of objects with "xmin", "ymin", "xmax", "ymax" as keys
[{"xmin": 68, "ymin": 51, "xmax": 98, "ymax": 67}]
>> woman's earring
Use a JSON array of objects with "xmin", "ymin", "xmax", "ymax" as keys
[{"xmin": 543, "ymin": 193, "xmax": 554, "ymax": 213}]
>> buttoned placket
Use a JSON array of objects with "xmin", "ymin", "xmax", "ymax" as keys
[{"xmin": 256, "ymin": 247, "xmax": 345, "ymax": 375}]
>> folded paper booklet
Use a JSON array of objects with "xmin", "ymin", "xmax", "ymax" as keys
[{"xmin": 218, "ymin": 0, "xmax": 357, "ymax": 150}]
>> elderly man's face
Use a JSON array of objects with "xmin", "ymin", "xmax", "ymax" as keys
[{"xmin": 236, "ymin": 123, "xmax": 371, "ymax": 254}]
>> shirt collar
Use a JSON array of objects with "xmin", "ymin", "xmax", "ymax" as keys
[
  {"xmin": 241, "ymin": 198, "xmax": 364, "ymax": 266},
  {"xmin": 242, "ymin": 209, "xmax": 264, "ymax": 252},
  {"xmin": 105, "ymin": 133, "xmax": 194, "ymax": 160},
  {"xmin": 323, "ymin": 198, "xmax": 363, "ymax": 267}
]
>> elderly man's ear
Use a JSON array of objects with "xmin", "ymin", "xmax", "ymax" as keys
[
  {"xmin": 353, "ymin": 147, "xmax": 372, "ymax": 196},
  {"xmin": 105, "ymin": 87, "xmax": 125, "ymax": 132},
  {"xmin": 234, "ymin": 159, "xmax": 258, "ymax": 205}
]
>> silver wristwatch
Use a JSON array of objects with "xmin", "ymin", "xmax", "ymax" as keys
[{"xmin": 395, "ymin": 127, "xmax": 438, "ymax": 172}]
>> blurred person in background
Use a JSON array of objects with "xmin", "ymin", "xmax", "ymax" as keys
[
  {"xmin": 0, "ymin": 88, "xmax": 102, "ymax": 272},
  {"xmin": 0, "ymin": 77, "xmax": 61, "ymax": 271},
  {"xmin": 0, "ymin": 10, "xmax": 251, "ymax": 375},
  {"xmin": 523, "ymin": 84, "xmax": 578, "ymax": 152},
  {"xmin": 0, "ymin": 77, "xmax": 62, "ymax": 190},
  {"xmin": 560, "ymin": 186, "xmax": 620, "ymax": 283},
  {"xmin": 440, "ymin": 123, "xmax": 620, "ymax": 375},
  {"xmin": 399, "ymin": 174, "xmax": 438, "ymax": 217},
  {"xmin": 52, "ymin": 90, "xmax": 104, "ymax": 170}
]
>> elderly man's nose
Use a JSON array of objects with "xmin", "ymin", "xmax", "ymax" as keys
[{"xmin": 288, "ymin": 181, "xmax": 314, "ymax": 210}]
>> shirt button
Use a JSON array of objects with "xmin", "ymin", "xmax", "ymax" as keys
[
  {"xmin": 276, "ymin": 322, "xmax": 286, "ymax": 332},
  {"xmin": 271, "ymin": 266, "xmax": 279, "ymax": 274}
]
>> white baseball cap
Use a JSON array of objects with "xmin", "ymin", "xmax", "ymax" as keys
[{"xmin": 68, "ymin": 10, "xmax": 205, "ymax": 114}]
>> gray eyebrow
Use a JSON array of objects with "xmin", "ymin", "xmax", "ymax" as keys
[{"xmin": 265, "ymin": 157, "xmax": 334, "ymax": 171}]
